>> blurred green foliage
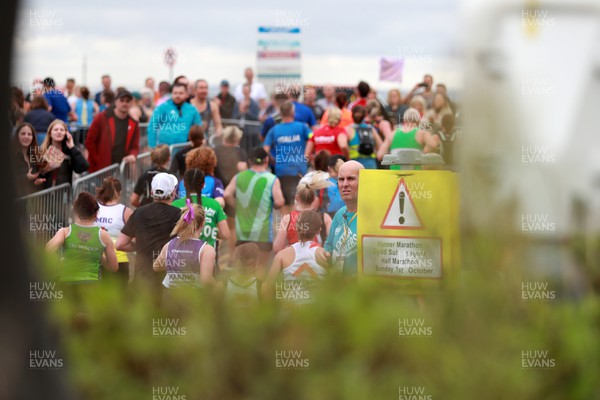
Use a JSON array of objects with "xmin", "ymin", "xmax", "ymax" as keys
[{"xmin": 35, "ymin": 231, "xmax": 600, "ymax": 400}]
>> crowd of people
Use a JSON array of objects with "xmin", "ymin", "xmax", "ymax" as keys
[{"xmin": 12, "ymin": 67, "xmax": 461, "ymax": 308}]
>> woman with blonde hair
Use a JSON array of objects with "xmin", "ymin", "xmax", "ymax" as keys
[
  {"xmin": 409, "ymin": 95, "xmax": 427, "ymax": 118},
  {"xmin": 38, "ymin": 119, "xmax": 89, "ymax": 189},
  {"xmin": 385, "ymin": 88, "xmax": 408, "ymax": 126},
  {"xmin": 272, "ymin": 172, "xmax": 333, "ymax": 253},
  {"xmin": 305, "ymin": 107, "xmax": 349, "ymax": 160},
  {"xmin": 377, "ymin": 108, "xmax": 439, "ymax": 170}
]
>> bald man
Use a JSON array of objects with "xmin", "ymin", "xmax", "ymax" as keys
[{"xmin": 318, "ymin": 160, "xmax": 365, "ymax": 276}]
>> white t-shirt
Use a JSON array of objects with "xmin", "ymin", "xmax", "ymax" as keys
[{"xmin": 234, "ymin": 81, "xmax": 268, "ymax": 103}]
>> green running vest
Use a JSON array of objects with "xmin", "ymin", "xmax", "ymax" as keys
[
  {"xmin": 61, "ymin": 224, "xmax": 106, "ymax": 282},
  {"xmin": 235, "ymin": 170, "xmax": 277, "ymax": 242}
]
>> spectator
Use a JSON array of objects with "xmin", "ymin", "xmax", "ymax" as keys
[
  {"xmin": 73, "ymin": 86, "xmax": 98, "ymax": 127},
  {"xmin": 128, "ymin": 91, "xmax": 149, "ymax": 123},
  {"xmin": 345, "ymin": 105, "xmax": 382, "ymax": 169},
  {"xmin": 435, "ymin": 83, "xmax": 456, "ymax": 114},
  {"xmin": 46, "ymin": 192, "xmax": 118, "ymax": 283},
  {"xmin": 145, "ymin": 76, "xmax": 158, "ymax": 105},
  {"xmin": 169, "ymin": 125, "xmax": 205, "ymax": 179},
  {"xmin": 385, "ymin": 88, "xmax": 408, "ymax": 126},
  {"xmin": 423, "ymin": 92, "xmax": 453, "ymax": 131},
  {"xmin": 95, "ymin": 177, "xmax": 133, "ymax": 284},
  {"xmin": 42, "ymin": 77, "xmax": 73, "ymax": 123},
  {"xmin": 432, "ymin": 113, "xmax": 459, "ymax": 168},
  {"xmin": 131, "ymin": 144, "xmax": 171, "ymax": 207},
  {"xmin": 232, "ymin": 83, "xmax": 261, "ymax": 156},
  {"xmin": 348, "ymin": 81, "xmax": 370, "ymax": 110},
  {"xmin": 224, "ymin": 147, "xmax": 285, "ymax": 278},
  {"xmin": 377, "ymin": 108, "xmax": 439, "ymax": 169},
  {"xmin": 320, "ymin": 92, "xmax": 353, "ymax": 129},
  {"xmin": 148, "ymin": 83, "xmax": 202, "ymax": 148},
  {"xmin": 38, "ymin": 119, "xmax": 88, "ymax": 189},
  {"xmin": 182, "ymin": 147, "xmax": 225, "ymax": 208},
  {"xmin": 318, "ymin": 160, "xmax": 365, "ymax": 276},
  {"xmin": 233, "ymin": 67, "xmax": 268, "ymax": 112},
  {"xmin": 85, "ymin": 90, "xmax": 139, "ymax": 173},
  {"xmin": 366, "ymin": 99, "xmax": 394, "ymax": 142},
  {"xmin": 10, "ymin": 86, "xmax": 26, "ymax": 126},
  {"xmin": 263, "ymin": 101, "xmax": 312, "ymax": 212},
  {"xmin": 214, "ymin": 80, "xmax": 236, "ymax": 121},
  {"xmin": 173, "ymin": 75, "xmax": 193, "ymax": 101},
  {"xmin": 13, "ymin": 122, "xmax": 45, "ymax": 195},
  {"xmin": 155, "ymin": 81, "xmax": 171, "ymax": 107},
  {"xmin": 409, "ymin": 95, "xmax": 427, "ymax": 118},
  {"xmin": 24, "ymin": 96, "xmax": 55, "ymax": 144},
  {"xmin": 94, "ymin": 74, "xmax": 113, "ymax": 105},
  {"xmin": 191, "ymin": 79, "xmax": 223, "ymax": 141},
  {"xmin": 99, "ymin": 90, "xmax": 115, "ymax": 112},
  {"xmin": 316, "ymin": 84, "xmax": 336, "ymax": 111},
  {"xmin": 305, "ymin": 107, "xmax": 349, "ymax": 160},
  {"xmin": 140, "ymin": 88, "xmax": 155, "ymax": 118},
  {"xmin": 405, "ymin": 74, "xmax": 435, "ymax": 108},
  {"xmin": 117, "ymin": 172, "xmax": 181, "ymax": 290},
  {"xmin": 64, "ymin": 78, "xmax": 78, "ymax": 109}
]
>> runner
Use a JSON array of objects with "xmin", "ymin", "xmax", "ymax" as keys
[
  {"xmin": 318, "ymin": 155, "xmax": 346, "ymax": 218},
  {"xmin": 130, "ymin": 144, "xmax": 170, "ymax": 207},
  {"xmin": 224, "ymin": 147, "xmax": 285, "ymax": 279},
  {"xmin": 172, "ymin": 168, "xmax": 229, "ymax": 270},
  {"xmin": 305, "ymin": 107, "xmax": 349, "ymax": 161},
  {"xmin": 273, "ymin": 173, "xmax": 333, "ymax": 253},
  {"xmin": 219, "ymin": 243, "xmax": 261, "ymax": 308},
  {"xmin": 116, "ymin": 172, "xmax": 181, "ymax": 291},
  {"xmin": 345, "ymin": 106, "xmax": 382, "ymax": 170},
  {"xmin": 95, "ymin": 177, "xmax": 133, "ymax": 284},
  {"xmin": 262, "ymin": 210, "xmax": 329, "ymax": 305},
  {"xmin": 319, "ymin": 160, "xmax": 364, "ymax": 276},
  {"xmin": 153, "ymin": 201, "xmax": 216, "ymax": 292},
  {"xmin": 46, "ymin": 192, "xmax": 118, "ymax": 283},
  {"xmin": 181, "ymin": 146, "xmax": 225, "ymax": 208}
]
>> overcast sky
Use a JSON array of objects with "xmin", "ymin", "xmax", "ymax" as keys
[{"xmin": 13, "ymin": 0, "xmax": 462, "ymax": 94}]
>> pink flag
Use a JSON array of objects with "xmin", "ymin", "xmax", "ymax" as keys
[{"xmin": 379, "ymin": 57, "xmax": 404, "ymax": 82}]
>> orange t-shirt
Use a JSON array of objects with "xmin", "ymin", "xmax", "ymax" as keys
[{"xmin": 320, "ymin": 108, "xmax": 353, "ymax": 129}]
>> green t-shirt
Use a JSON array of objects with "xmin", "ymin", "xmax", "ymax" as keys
[
  {"xmin": 172, "ymin": 194, "xmax": 226, "ymax": 247},
  {"xmin": 235, "ymin": 170, "xmax": 277, "ymax": 242},
  {"xmin": 61, "ymin": 224, "xmax": 106, "ymax": 282},
  {"xmin": 390, "ymin": 127, "xmax": 422, "ymax": 171}
]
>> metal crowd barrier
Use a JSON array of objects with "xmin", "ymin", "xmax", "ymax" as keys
[
  {"xmin": 72, "ymin": 163, "xmax": 121, "ymax": 200},
  {"xmin": 16, "ymin": 183, "xmax": 72, "ymax": 244},
  {"xmin": 120, "ymin": 152, "xmax": 151, "ymax": 207},
  {"xmin": 169, "ymin": 142, "xmax": 191, "ymax": 156}
]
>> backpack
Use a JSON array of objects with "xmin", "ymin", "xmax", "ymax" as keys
[{"xmin": 356, "ymin": 124, "xmax": 375, "ymax": 156}]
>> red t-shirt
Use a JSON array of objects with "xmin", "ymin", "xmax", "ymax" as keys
[{"xmin": 309, "ymin": 125, "xmax": 347, "ymax": 155}]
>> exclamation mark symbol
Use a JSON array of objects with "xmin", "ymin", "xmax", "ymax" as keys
[{"xmin": 398, "ymin": 191, "xmax": 405, "ymax": 225}]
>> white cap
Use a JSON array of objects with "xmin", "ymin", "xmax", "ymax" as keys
[{"xmin": 151, "ymin": 173, "xmax": 178, "ymax": 199}]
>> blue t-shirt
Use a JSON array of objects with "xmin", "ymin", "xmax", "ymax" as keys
[
  {"xmin": 264, "ymin": 121, "xmax": 311, "ymax": 177},
  {"xmin": 293, "ymin": 101, "xmax": 316, "ymax": 127},
  {"xmin": 44, "ymin": 91, "xmax": 70, "ymax": 122},
  {"xmin": 324, "ymin": 206, "xmax": 358, "ymax": 276},
  {"xmin": 178, "ymin": 175, "xmax": 224, "ymax": 200},
  {"xmin": 326, "ymin": 177, "xmax": 344, "ymax": 214},
  {"xmin": 148, "ymin": 99, "xmax": 202, "ymax": 147}
]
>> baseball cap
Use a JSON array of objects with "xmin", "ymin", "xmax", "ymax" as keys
[
  {"xmin": 115, "ymin": 90, "xmax": 133, "ymax": 100},
  {"xmin": 220, "ymin": 80, "xmax": 229, "ymax": 87},
  {"xmin": 131, "ymin": 91, "xmax": 142, "ymax": 100},
  {"xmin": 151, "ymin": 173, "xmax": 178, "ymax": 199}
]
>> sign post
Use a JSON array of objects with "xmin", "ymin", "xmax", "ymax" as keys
[{"xmin": 357, "ymin": 151, "xmax": 460, "ymax": 293}]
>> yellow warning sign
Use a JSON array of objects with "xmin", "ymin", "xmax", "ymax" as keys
[{"xmin": 357, "ymin": 170, "xmax": 460, "ymax": 292}]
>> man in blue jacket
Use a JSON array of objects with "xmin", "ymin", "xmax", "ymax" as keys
[
  {"xmin": 42, "ymin": 77, "xmax": 73, "ymax": 123},
  {"xmin": 148, "ymin": 83, "xmax": 202, "ymax": 148}
]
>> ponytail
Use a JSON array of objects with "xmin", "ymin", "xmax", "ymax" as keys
[{"xmin": 96, "ymin": 176, "xmax": 122, "ymax": 204}]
